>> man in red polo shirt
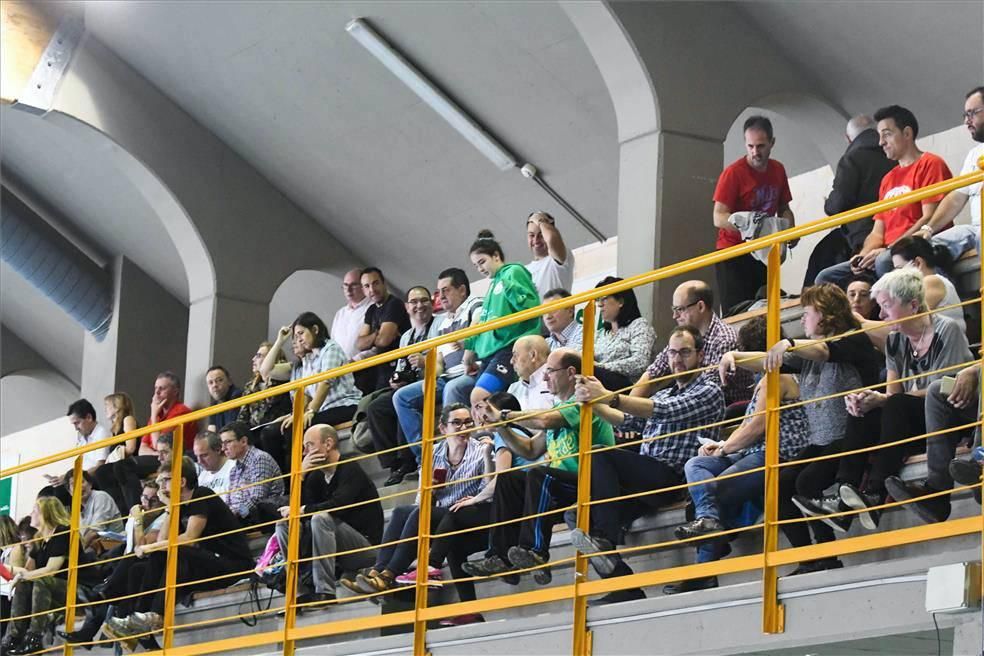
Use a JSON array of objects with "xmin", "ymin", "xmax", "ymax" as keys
[
  {"xmin": 712, "ymin": 115, "xmax": 795, "ymax": 314},
  {"xmin": 148, "ymin": 371, "xmax": 199, "ymax": 452},
  {"xmin": 815, "ymin": 105, "xmax": 952, "ymax": 287}
]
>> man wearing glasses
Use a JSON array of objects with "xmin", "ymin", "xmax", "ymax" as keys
[
  {"xmin": 631, "ymin": 281, "xmax": 753, "ymax": 407},
  {"xmin": 569, "ymin": 325, "xmax": 726, "ymax": 605},
  {"xmin": 462, "ymin": 348, "xmax": 614, "ymax": 584},
  {"xmin": 330, "ymin": 268, "xmax": 372, "ymax": 360},
  {"xmin": 917, "ymin": 86, "xmax": 984, "ymax": 258}
]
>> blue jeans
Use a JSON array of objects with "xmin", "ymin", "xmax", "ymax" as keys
[
  {"xmin": 684, "ymin": 451, "xmax": 766, "ymax": 563},
  {"xmin": 932, "ymin": 224, "xmax": 979, "ymax": 261},
  {"xmin": 815, "ymin": 249, "xmax": 893, "ymax": 287},
  {"xmin": 392, "ymin": 375, "xmax": 475, "ymax": 460}
]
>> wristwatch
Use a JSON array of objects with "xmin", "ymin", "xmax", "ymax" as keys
[
  {"xmin": 500, "ymin": 410, "xmax": 511, "ymax": 423},
  {"xmin": 918, "ymin": 225, "xmax": 934, "ymax": 237},
  {"xmin": 608, "ymin": 393, "xmax": 621, "ymax": 409}
]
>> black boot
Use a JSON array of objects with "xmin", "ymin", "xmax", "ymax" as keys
[
  {"xmin": 8, "ymin": 632, "xmax": 43, "ymax": 655},
  {"xmin": 1, "ymin": 632, "xmax": 23, "ymax": 654}
]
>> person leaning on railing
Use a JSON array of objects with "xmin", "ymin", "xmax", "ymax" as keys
[
  {"xmin": 102, "ymin": 457, "xmax": 254, "ymax": 643},
  {"xmin": 461, "ymin": 349, "xmax": 615, "ymax": 586},
  {"xmin": 343, "ymin": 403, "xmax": 490, "ymax": 597},
  {"xmin": 570, "ymin": 324, "xmax": 726, "ymax": 605},
  {"xmin": 833, "ymin": 268, "xmax": 973, "ymax": 530},
  {"xmin": 720, "ymin": 284, "xmax": 882, "ymax": 574},
  {"xmin": 1, "ymin": 497, "xmax": 81, "ymax": 655}
]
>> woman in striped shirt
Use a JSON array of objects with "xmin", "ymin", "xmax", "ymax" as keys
[{"xmin": 347, "ymin": 403, "xmax": 492, "ymax": 595}]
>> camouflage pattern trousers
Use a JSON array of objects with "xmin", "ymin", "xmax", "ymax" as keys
[{"xmin": 9, "ymin": 575, "xmax": 67, "ymax": 635}]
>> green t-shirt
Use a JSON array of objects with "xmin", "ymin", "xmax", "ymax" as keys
[
  {"xmin": 546, "ymin": 396, "xmax": 616, "ymax": 474},
  {"xmin": 464, "ymin": 263, "xmax": 541, "ymax": 359}
]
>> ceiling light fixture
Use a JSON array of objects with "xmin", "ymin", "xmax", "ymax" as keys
[{"xmin": 346, "ymin": 18, "xmax": 518, "ymax": 172}]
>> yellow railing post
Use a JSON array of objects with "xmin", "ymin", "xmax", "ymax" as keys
[
  {"xmin": 163, "ymin": 424, "xmax": 185, "ymax": 649},
  {"xmin": 282, "ymin": 390, "xmax": 308, "ymax": 656},
  {"xmin": 62, "ymin": 455, "xmax": 84, "ymax": 656},
  {"xmin": 412, "ymin": 349, "xmax": 440, "ymax": 656},
  {"xmin": 761, "ymin": 245, "xmax": 784, "ymax": 634},
  {"xmin": 572, "ymin": 300, "xmax": 596, "ymax": 656}
]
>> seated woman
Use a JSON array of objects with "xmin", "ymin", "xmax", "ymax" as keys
[
  {"xmin": 393, "ymin": 392, "xmax": 527, "ymax": 627},
  {"xmin": 890, "ymin": 235, "xmax": 965, "ymax": 332},
  {"xmin": 463, "ymin": 230, "xmax": 542, "ymax": 409},
  {"xmin": 720, "ymin": 284, "xmax": 882, "ymax": 574},
  {"xmin": 259, "ymin": 312, "xmax": 362, "ymax": 473},
  {"xmin": 342, "ymin": 403, "xmax": 491, "ymax": 597},
  {"xmin": 592, "ymin": 277, "xmax": 656, "ymax": 391},
  {"xmin": 236, "ymin": 339, "xmax": 292, "ymax": 430},
  {"xmin": 1, "ymin": 498, "xmax": 82, "ymax": 655},
  {"xmin": 668, "ymin": 353, "xmax": 810, "ymax": 594},
  {"xmin": 90, "ymin": 393, "xmax": 139, "ymax": 514},
  {"xmin": 846, "ymin": 275, "xmax": 880, "ymax": 321},
  {"xmin": 832, "ymin": 268, "xmax": 972, "ymax": 530}
]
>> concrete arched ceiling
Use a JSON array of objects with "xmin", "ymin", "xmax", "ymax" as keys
[
  {"xmin": 82, "ymin": 1, "xmax": 620, "ymax": 287},
  {"xmin": 0, "ymin": 107, "xmax": 190, "ymax": 303}
]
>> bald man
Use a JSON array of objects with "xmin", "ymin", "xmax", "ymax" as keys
[
  {"xmin": 275, "ymin": 425, "xmax": 382, "ymax": 608},
  {"xmin": 632, "ymin": 281, "xmax": 752, "ymax": 405},
  {"xmin": 331, "ymin": 268, "xmax": 372, "ymax": 360},
  {"xmin": 507, "ymin": 335, "xmax": 553, "ymax": 410}
]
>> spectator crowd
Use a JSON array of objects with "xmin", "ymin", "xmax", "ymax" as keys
[{"xmin": 1, "ymin": 88, "xmax": 983, "ymax": 652}]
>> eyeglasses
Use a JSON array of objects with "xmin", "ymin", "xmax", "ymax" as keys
[
  {"xmin": 666, "ymin": 348, "xmax": 696, "ymax": 359},
  {"xmin": 543, "ymin": 366, "xmax": 567, "ymax": 376},
  {"xmin": 671, "ymin": 300, "xmax": 700, "ymax": 315},
  {"xmin": 447, "ymin": 419, "xmax": 475, "ymax": 429},
  {"xmin": 140, "ymin": 494, "xmax": 156, "ymax": 503},
  {"xmin": 595, "ymin": 296, "xmax": 610, "ymax": 305},
  {"xmin": 220, "ymin": 438, "xmax": 239, "ymax": 447},
  {"xmin": 962, "ymin": 107, "xmax": 984, "ymax": 122}
]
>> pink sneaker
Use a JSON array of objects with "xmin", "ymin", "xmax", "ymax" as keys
[{"xmin": 395, "ymin": 566, "xmax": 443, "ymax": 586}]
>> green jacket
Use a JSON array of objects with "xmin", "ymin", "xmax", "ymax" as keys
[{"xmin": 465, "ymin": 263, "xmax": 541, "ymax": 358}]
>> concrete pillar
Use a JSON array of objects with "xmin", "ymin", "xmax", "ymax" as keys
[
  {"xmin": 81, "ymin": 256, "xmax": 187, "ymax": 416},
  {"xmin": 951, "ymin": 613, "xmax": 982, "ymax": 656}
]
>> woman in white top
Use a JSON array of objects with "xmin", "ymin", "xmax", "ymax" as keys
[
  {"xmin": 889, "ymin": 236, "xmax": 965, "ymax": 332},
  {"xmin": 592, "ymin": 276, "xmax": 657, "ymax": 390}
]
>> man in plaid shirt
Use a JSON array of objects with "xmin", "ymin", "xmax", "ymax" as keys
[
  {"xmin": 570, "ymin": 325, "xmax": 725, "ymax": 605},
  {"xmin": 220, "ymin": 421, "xmax": 285, "ymax": 524},
  {"xmin": 631, "ymin": 281, "xmax": 753, "ymax": 406}
]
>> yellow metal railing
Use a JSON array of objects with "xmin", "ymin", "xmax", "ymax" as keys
[{"xmin": 1, "ymin": 162, "xmax": 982, "ymax": 656}]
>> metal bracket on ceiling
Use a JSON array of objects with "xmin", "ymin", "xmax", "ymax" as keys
[{"xmin": 14, "ymin": 10, "xmax": 85, "ymax": 114}]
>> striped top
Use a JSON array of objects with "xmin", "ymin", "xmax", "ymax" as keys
[{"xmin": 416, "ymin": 437, "xmax": 488, "ymax": 508}]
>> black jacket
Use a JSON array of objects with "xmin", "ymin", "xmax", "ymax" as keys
[
  {"xmin": 824, "ymin": 128, "xmax": 896, "ymax": 251},
  {"xmin": 301, "ymin": 456, "xmax": 384, "ymax": 543}
]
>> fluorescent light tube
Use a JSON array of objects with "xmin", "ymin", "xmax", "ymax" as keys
[{"xmin": 346, "ymin": 18, "xmax": 518, "ymax": 171}]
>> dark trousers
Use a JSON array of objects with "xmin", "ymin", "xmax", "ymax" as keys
[
  {"xmin": 779, "ymin": 441, "xmax": 844, "ymax": 549},
  {"xmin": 834, "ymin": 410, "xmax": 884, "ymax": 489},
  {"xmin": 94, "ymin": 461, "xmax": 128, "ymax": 514},
  {"xmin": 113, "ymin": 456, "xmax": 160, "ymax": 511},
  {"xmin": 591, "ymin": 449, "xmax": 683, "ymax": 548},
  {"xmin": 428, "ymin": 504, "xmax": 491, "ymax": 603},
  {"xmin": 133, "ymin": 547, "xmax": 252, "ymax": 614},
  {"xmin": 837, "ymin": 395, "xmax": 926, "ymax": 494},
  {"xmin": 489, "ymin": 466, "xmax": 577, "ymax": 560},
  {"xmin": 374, "ymin": 505, "xmax": 449, "ymax": 576},
  {"xmin": 716, "ymin": 253, "xmax": 766, "ymax": 315},
  {"xmin": 259, "ymin": 405, "xmax": 356, "ymax": 474},
  {"xmin": 367, "ymin": 389, "xmax": 415, "ymax": 472}
]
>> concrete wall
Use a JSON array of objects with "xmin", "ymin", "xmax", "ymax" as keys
[{"xmin": 0, "ymin": 414, "xmax": 77, "ymax": 518}]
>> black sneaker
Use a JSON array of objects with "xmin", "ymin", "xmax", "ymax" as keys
[
  {"xmin": 461, "ymin": 554, "xmax": 511, "ymax": 577},
  {"xmin": 788, "ymin": 557, "xmax": 844, "ymax": 576},
  {"xmin": 383, "ymin": 469, "xmax": 406, "ymax": 487},
  {"xmin": 884, "ymin": 476, "xmax": 950, "ymax": 524},
  {"xmin": 673, "ymin": 516, "xmax": 724, "ymax": 541},
  {"xmin": 839, "ymin": 484, "xmax": 883, "ymax": 530},
  {"xmin": 662, "ymin": 576, "xmax": 718, "ymax": 595},
  {"xmin": 587, "ymin": 587, "xmax": 646, "ymax": 607},
  {"xmin": 507, "ymin": 546, "xmax": 552, "ymax": 585},
  {"xmin": 570, "ymin": 529, "xmax": 619, "ymax": 577},
  {"xmin": 792, "ymin": 493, "xmax": 852, "ymax": 533},
  {"xmin": 949, "ymin": 459, "xmax": 982, "ymax": 504}
]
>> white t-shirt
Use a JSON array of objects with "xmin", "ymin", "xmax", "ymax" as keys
[
  {"xmin": 957, "ymin": 143, "xmax": 984, "ymax": 226},
  {"xmin": 527, "ymin": 252, "xmax": 575, "ymax": 300},
  {"xmin": 199, "ymin": 458, "xmax": 235, "ymax": 497},
  {"xmin": 78, "ymin": 424, "xmax": 112, "ymax": 471},
  {"xmin": 506, "ymin": 363, "xmax": 553, "ymax": 411},
  {"xmin": 330, "ymin": 297, "xmax": 371, "ymax": 359}
]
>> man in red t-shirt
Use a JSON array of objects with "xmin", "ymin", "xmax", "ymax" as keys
[
  {"xmin": 712, "ymin": 115, "xmax": 795, "ymax": 314},
  {"xmin": 148, "ymin": 371, "xmax": 199, "ymax": 452},
  {"xmin": 815, "ymin": 105, "xmax": 952, "ymax": 287}
]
